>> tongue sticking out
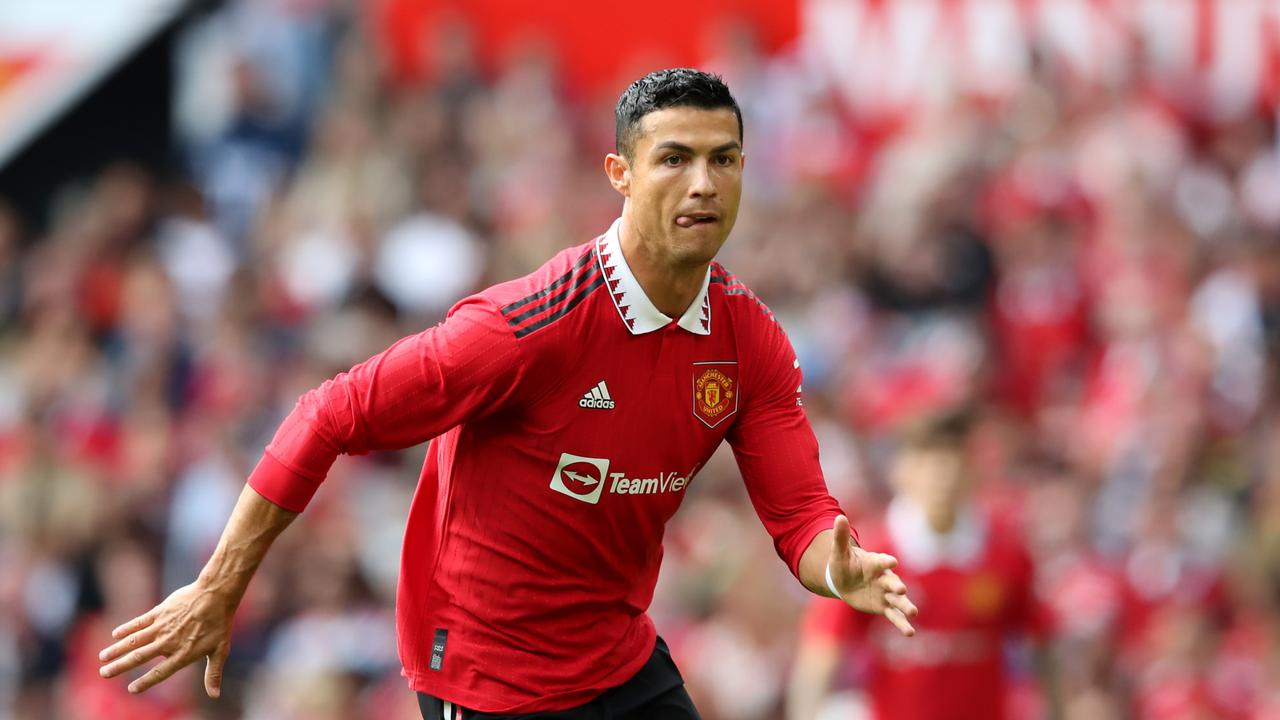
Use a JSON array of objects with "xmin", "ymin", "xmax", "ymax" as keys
[{"xmin": 676, "ymin": 216, "xmax": 696, "ymax": 228}]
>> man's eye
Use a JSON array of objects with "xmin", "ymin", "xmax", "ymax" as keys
[
  {"xmin": 664, "ymin": 155, "xmax": 683, "ymax": 166},
  {"xmin": 716, "ymin": 155, "xmax": 736, "ymax": 166}
]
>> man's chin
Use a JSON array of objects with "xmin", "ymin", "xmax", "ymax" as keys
[
  {"xmin": 671, "ymin": 241, "xmax": 725, "ymax": 268},
  {"xmin": 668, "ymin": 225, "xmax": 730, "ymax": 265}
]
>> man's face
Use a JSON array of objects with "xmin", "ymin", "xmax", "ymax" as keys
[
  {"xmin": 893, "ymin": 445, "xmax": 972, "ymax": 533},
  {"xmin": 612, "ymin": 106, "xmax": 743, "ymax": 268}
]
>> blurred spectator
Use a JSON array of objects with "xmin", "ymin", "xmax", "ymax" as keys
[{"xmin": 373, "ymin": 158, "xmax": 485, "ymax": 320}]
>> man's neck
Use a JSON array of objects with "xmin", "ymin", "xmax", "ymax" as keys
[{"xmin": 617, "ymin": 216, "xmax": 709, "ymax": 318}]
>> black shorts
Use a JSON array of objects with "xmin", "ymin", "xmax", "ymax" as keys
[{"xmin": 417, "ymin": 636, "xmax": 700, "ymax": 720}]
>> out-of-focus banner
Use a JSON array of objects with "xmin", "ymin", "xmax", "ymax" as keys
[
  {"xmin": 375, "ymin": 0, "xmax": 798, "ymax": 98},
  {"xmin": 0, "ymin": 0, "xmax": 184, "ymax": 169},
  {"xmin": 805, "ymin": 0, "xmax": 1280, "ymax": 122}
]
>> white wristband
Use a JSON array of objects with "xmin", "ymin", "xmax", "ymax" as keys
[{"xmin": 824, "ymin": 560, "xmax": 841, "ymax": 598}]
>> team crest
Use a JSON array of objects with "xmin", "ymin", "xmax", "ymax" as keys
[
  {"xmin": 693, "ymin": 362, "xmax": 739, "ymax": 428},
  {"xmin": 963, "ymin": 573, "xmax": 1005, "ymax": 619}
]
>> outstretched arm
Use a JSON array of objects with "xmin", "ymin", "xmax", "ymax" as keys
[
  {"xmin": 725, "ymin": 320, "xmax": 916, "ymax": 636},
  {"xmin": 99, "ymin": 485, "xmax": 297, "ymax": 697},
  {"xmin": 798, "ymin": 516, "xmax": 917, "ymax": 636},
  {"xmin": 99, "ymin": 296, "xmax": 528, "ymax": 697}
]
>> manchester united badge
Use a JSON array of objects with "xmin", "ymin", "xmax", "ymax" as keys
[{"xmin": 693, "ymin": 362, "xmax": 739, "ymax": 428}]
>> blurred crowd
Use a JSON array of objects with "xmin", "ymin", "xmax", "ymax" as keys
[{"xmin": 2, "ymin": 1, "xmax": 1279, "ymax": 719}]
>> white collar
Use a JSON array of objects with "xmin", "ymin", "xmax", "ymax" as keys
[
  {"xmin": 596, "ymin": 218, "xmax": 712, "ymax": 336},
  {"xmin": 885, "ymin": 496, "xmax": 988, "ymax": 571}
]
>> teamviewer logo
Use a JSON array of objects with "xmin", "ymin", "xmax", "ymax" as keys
[{"xmin": 549, "ymin": 453, "xmax": 610, "ymax": 504}]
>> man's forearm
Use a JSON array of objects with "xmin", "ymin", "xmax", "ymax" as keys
[
  {"xmin": 196, "ymin": 485, "xmax": 299, "ymax": 602},
  {"xmin": 799, "ymin": 529, "xmax": 839, "ymax": 597}
]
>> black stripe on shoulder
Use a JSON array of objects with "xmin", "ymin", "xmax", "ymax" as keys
[
  {"xmin": 721, "ymin": 287, "xmax": 775, "ymax": 320},
  {"xmin": 505, "ymin": 262, "xmax": 600, "ymax": 327},
  {"xmin": 512, "ymin": 273, "xmax": 606, "ymax": 338},
  {"xmin": 500, "ymin": 247, "xmax": 595, "ymax": 316},
  {"xmin": 710, "ymin": 263, "xmax": 733, "ymax": 285}
]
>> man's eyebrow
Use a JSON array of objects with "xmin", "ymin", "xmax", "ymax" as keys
[{"xmin": 651, "ymin": 140, "xmax": 742, "ymax": 155}]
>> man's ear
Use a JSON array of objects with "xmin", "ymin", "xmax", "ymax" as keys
[{"xmin": 604, "ymin": 153, "xmax": 631, "ymax": 197}]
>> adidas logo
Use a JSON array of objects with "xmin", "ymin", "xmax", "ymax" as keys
[{"xmin": 579, "ymin": 380, "xmax": 616, "ymax": 410}]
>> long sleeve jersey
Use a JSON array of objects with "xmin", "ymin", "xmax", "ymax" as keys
[{"xmin": 248, "ymin": 219, "xmax": 844, "ymax": 713}]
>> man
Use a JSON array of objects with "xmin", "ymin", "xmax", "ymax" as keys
[
  {"xmin": 787, "ymin": 410, "xmax": 1052, "ymax": 720},
  {"xmin": 99, "ymin": 69, "xmax": 918, "ymax": 719}
]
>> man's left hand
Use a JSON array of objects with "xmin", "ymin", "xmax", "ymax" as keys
[{"xmin": 825, "ymin": 514, "xmax": 918, "ymax": 636}]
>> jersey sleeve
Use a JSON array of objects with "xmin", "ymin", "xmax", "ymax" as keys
[
  {"xmin": 248, "ymin": 295, "xmax": 527, "ymax": 511},
  {"xmin": 727, "ymin": 319, "xmax": 847, "ymax": 578}
]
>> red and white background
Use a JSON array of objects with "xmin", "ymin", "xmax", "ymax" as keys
[
  {"xmin": 805, "ymin": 0, "xmax": 1280, "ymax": 123},
  {"xmin": 374, "ymin": 0, "xmax": 1280, "ymax": 123}
]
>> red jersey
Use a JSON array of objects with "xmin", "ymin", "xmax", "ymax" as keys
[
  {"xmin": 248, "ymin": 219, "xmax": 843, "ymax": 713},
  {"xmin": 801, "ymin": 499, "xmax": 1043, "ymax": 720}
]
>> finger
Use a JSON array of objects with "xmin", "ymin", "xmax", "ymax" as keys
[
  {"xmin": 884, "ymin": 607, "xmax": 916, "ymax": 636},
  {"xmin": 99, "ymin": 639, "xmax": 167, "ymax": 679},
  {"xmin": 878, "ymin": 569, "xmax": 908, "ymax": 595},
  {"xmin": 832, "ymin": 515, "xmax": 853, "ymax": 564},
  {"xmin": 204, "ymin": 643, "xmax": 230, "ymax": 699},
  {"xmin": 886, "ymin": 591, "xmax": 918, "ymax": 618},
  {"xmin": 99, "ymin": 625, "xmax": 160, "ymax": 663},
  {"xmin": 129, "ymin": 652, "xmax": 191, "ymax": 694},
  {"xmin": 860, "ymin": 551, "xmax": 898, "ymax": 577},
  {"xmin": 112, "ymin": 607, "xmax": 160, "ymax": 640}
]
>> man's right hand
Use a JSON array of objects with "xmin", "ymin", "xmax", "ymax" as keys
[
  {"xmin": 97, "ymin": 487, "xmax": 297, "ymax": 698},
  {"xmin": 97, "ymin": 486, "xmax": 299, "ymax": 697},
  {"xmin": 98, "ymin": 580, "xmax": 236, "ymax": 697}
]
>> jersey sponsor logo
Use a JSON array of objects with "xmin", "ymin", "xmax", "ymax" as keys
[
  {"xmin": 873, "ymin": 627, "xmax": 997, "ymax": 667},
  {"xmin": 549, "ymin": 452, "xmax": 694, "ymax": 503},
  {"xmin": 549, "ymin": 453, "xmax": 610, "ymax": 504},
  {"xmin": 607, "ymin": 469, "xmax": 690, "ymax": 495},
  {"xmin": 692, "ymin": 362, "xmax": 738, "ymax": 428},
  {"xmin": 579, "ymin": 380, "xmax": 615, "ymax": 410}
]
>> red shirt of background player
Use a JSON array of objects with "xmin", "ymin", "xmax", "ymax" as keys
[
  {"xmin": 801, "ymin": 499, "xmax": 1046, "ymax": 720},
  {"xmin": 248, "ymin": 219, "xmax": 843, "ymax": 713}
]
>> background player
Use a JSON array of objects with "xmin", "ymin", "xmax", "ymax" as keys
[{"xmin": 787, "ymin": 410, "xmax": 1055, "ymax": 720}]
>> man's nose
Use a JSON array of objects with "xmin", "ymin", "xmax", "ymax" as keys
[{"xmin": 688, "ymin": 159, "xmax": 717, "ymax": 198}]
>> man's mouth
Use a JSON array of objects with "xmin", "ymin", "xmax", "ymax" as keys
[{"xmin": 675, "ymin": 213, "xmax": 719, "ymax": 228}]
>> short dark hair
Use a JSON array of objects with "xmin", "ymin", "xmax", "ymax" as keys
[
  {"xmin": 614, "ymin": 68, "xmax": 743, "ymax": 160},
  {"xmin": 901, "ymin": 407, "xmax": 976, "ymax": 453}
]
